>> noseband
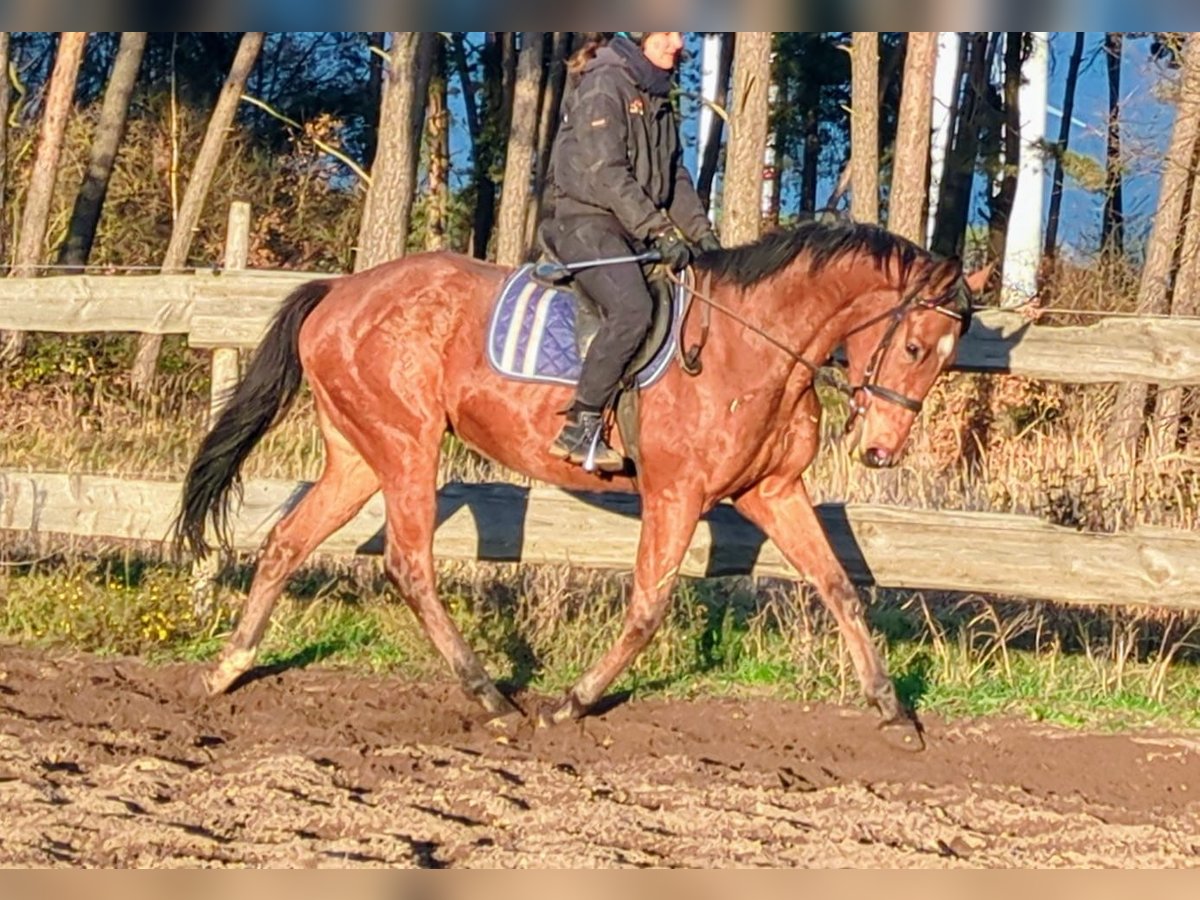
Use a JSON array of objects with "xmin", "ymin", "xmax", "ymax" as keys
[{"xmin": 843, "ymin": 278, "xmax": 970, "ymax": 432}]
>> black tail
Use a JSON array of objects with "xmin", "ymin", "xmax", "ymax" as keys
[{"xmin": 175, "ymin": 279, "xmax": 333, "ymax": 559}]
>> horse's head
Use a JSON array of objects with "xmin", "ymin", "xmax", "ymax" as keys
[{"xmin": 842, "ymin": 259, "xmax": 991, "ymax": 468}]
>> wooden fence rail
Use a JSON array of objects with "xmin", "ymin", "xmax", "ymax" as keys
[
  {"xmin": 2, "ymin": 471, "xmax": 1197, "ymax": 611},
  {"xmin": 3, "ymin": 259, "xmax": 1200, "ymax": 613},
  {"xmin": 2, "ymin": 271, "xmax": 1200, "ymax": 384}
]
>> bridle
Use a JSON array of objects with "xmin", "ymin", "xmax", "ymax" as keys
[
  {"xmin": 668, "ymin": 266, "xmax": 971, "ymax": 426},
  {"xmin": 844, "ymin": 278, "xmax": 971, "ymax": 430}
]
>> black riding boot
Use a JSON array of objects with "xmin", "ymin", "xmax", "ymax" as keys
[{"xmin": 549, "ymin": 407, "xmax": 625, "ymax": 473}]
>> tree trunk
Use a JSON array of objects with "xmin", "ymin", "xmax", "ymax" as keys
[
  {"xmin": 931, "ymin": 32, "xmax": 987, "ymax": 257},
  {"xmin": 800, "ymin": 106, "xmax": 820, "ymax": 213},
  {"xmin": 526, "ymin": 31, "xmax": 571, "ymax": 250},
  {"xmin": 987, "ymin": 33, "xmax": 1023, "ymax": 267},
  {"xmin": 495, "ymin": 32, "xmax": 545, "ymax": 267},
  {"xmin": 1102, "ymin": 32, "xmax": 1125, "ymax": 257},
  {"xmin": 888, "ymin": 31, "xmax": 938, "ymax": 245},
  {"xmin": 850, "ymin": 32, "xmax": 880, "ymax": 224},
  {"xmin": 363, "ymin": 32, "xmax": 386, "ymax": 170},
  {"xmin": 1044, "ymin": 31, "xmax": 1086, "ymax": 261},
  {"xmin": 722, "ymin": 32, "xmax": 772, "ymax": 247},
  {"xmin": 59, "ymin": 32, "xmax": 147, "ymax": 271},
  {"xmin": 469, "ymin": 33, "xmax": 505, "ymax": 259},
  {"xmin": 1153, "ymin": 137, "xmax": 1200, "ymax": 451},
  {"xmin": 1001, "ymin": 32, "xmax": 1049, "ymax": 308},
  {"xmin": 0, "ymin": 33, "xmax": 10, "ymax": 265},
  {"xmin": 697, "ymin": 32, "xmax": 735, "ymax": 210},
  {"xmin": 129, "ymin": 31, "xmax": 264, "ymax": 391},
  {"xmin": 500, "ymin": 32, "xmax": 518, "ymax": 137},
  {"xmin": 424, "ymin": 37, "xmax": 450, "ymax": 251},
  {"xmin": 1105, "ymin": 33, "xmax": 1200, "ymax": 466},
  {"xmin": 0, "ymin": 32, "xmax": 87, "ymax": 362},
  {"xmin": 926, "ymin": 33, "xmax": 964, "ymax": 247},
  {"xmin": 353, "ymin": 32, "xmax": 435, "ymax": 272},
  {"xmin": 1104, "ymin": 31, "xmax": 1123, "ymax": 256}
]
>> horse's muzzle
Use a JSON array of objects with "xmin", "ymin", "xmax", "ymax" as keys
[{"xmin": 862, "ymin": 446, "xmax": 896, "ymax": 468}]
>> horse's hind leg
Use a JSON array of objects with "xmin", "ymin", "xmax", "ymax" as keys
[
  {"xmin": 205, "ymin": 409, "xmax": 380, "ymax": 695},
  {"xmin": 376, "ymin": 445, "xmax": 518, "ymax": 718}
]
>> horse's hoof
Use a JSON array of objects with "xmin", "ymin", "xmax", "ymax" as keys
[
  {"xmin": 536, "ymin": 692, "xmax": 584, "ymax": 728},
  {"xmin": 480, "ymin": 689, "xmax": 521, "ymax": 718},
  {"xmin": 203, "ymin": 649, "xmax": 256, "ymax": 697},
  {"xmin": 467, "ymin": 679, "xmax": 521, "ymax": 718},
  {"xmin": 878, "ymin": 713, "xmax": 926, "ymax": 753}
]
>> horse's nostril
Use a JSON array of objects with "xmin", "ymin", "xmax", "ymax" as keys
[{"xmin": 864, "ymin": 447, "xmax": 893, "ymax": 468}]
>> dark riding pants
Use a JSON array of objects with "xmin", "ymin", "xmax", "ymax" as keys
[{"xmin": 550, "ymin": 216, "xmax": 654, "ymax": 411}]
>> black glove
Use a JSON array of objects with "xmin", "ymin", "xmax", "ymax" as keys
[
  {"xmin": 652, "ymin": 228, "xmax": 692, "ymax": 272},
  {"xmin": 696, "ymin": 232, "xmax": 722, "ymax": 254}
]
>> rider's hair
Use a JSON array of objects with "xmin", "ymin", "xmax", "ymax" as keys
[{"xmin": 567, "ymin": 33, "xmax": 614, "ymax": 84}]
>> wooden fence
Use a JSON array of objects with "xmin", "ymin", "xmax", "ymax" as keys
[
  {"xmin": 2, "ymin": 206, "xmax": 1199, "ymax": 609},
  {"xmin": 1, "ymin": 471, "xmax": 1197, "ymax": 610},
  {"xmin": 3, "ymin": 268, "xmax": 1200, "ymax": 384}
]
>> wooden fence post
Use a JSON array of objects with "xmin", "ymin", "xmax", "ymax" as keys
[
  {"xmin": 193, "ymin": 201, "xmax": 251, "ymax": 618},
  {"xmin": 211, "ymin": 202, "xmax": 250, "ymax": 422}
]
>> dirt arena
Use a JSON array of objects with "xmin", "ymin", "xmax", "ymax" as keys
[{"xmin": 1, "ymin": 643, "xmax": 1198, "ymax": 868}]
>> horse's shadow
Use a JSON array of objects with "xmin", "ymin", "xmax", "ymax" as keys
[
  {"xmin": 245, "ymin": 482, "xmax": 880, "ymax": 699},
  {"xmin": 222, "ymin": 640, "xmax": 348, "ymax": 692}
]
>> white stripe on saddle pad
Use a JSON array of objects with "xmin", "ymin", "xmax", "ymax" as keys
[
  {"xmin": 500, "ymin": 281, "xmax": 539, "ymax": 372},
  {"xmin": 522, "ymin": 290, "xmax": 553, "ymax": 376}
]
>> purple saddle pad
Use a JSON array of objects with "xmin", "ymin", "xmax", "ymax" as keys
[{"xmin": 486, "ymin": 264, "xmax": 683, "ymax": 389}]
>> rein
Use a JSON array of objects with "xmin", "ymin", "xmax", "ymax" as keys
[
  {"xmin": 668, "ymin": 269, "xmax": 853, "ymax": 399},
  {"xmin": 667, "ymin": 266, "xmax": 968, "ymax": 416}
]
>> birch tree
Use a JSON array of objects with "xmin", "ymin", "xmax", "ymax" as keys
[{"xmin": 697, "ymin": 32, "xmax": 735, "ymax": 210}]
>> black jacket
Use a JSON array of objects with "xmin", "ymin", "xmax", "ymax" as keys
[{"xmin": 550, "ymin": 37, "xmax": 714, "ymax": 245}]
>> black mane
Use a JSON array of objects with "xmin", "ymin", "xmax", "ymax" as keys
[{"xmin": 695, "ymin": 218, "xmax": 928, "ymax": 287}]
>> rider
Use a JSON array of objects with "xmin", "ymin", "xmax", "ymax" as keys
[{"xmin": 547, "ymin": 31, "xmax": 721, "ymax": 472}]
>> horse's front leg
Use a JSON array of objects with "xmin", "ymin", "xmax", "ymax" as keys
[
  {"xmin": 735, "ymin": 476, "xmax": 923, "ymax": 749},
  {"xmin": 538, "ymin": 490, "xmax": 703, "ymax": 726}
]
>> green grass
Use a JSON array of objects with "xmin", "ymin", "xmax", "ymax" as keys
[{"xmin": 3, "ymin": 552, "xmax": 1199, "ymax": 734}]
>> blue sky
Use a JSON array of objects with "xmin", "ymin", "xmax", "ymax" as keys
[
  {"xmin": 442, "ymin": 33, "xmax": 1179, "ymax": 259},
  {"xmin": 1043, "ymin": 32, "xmax": 1175, "ymax": 258}
]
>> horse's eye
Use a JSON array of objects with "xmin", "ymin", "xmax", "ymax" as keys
[{"xmin": 905, "ymin": 341, "xmax": 922, "ymax": 361}]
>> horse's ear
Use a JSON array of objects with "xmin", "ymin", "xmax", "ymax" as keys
[{"xmin": 964, "ymin": 263, "xmax": 996, "ymax": 296}]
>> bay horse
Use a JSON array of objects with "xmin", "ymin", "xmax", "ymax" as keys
[{"xmin": 177, "ymin": 218, "xmax": 987, "ymax": 744}]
